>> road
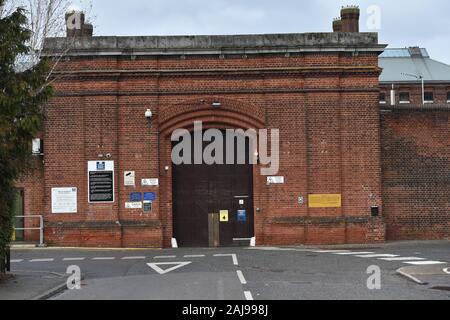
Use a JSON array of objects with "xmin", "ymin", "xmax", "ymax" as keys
[{"xmin": 8, "ymin": 241, "xmax": 450, "ymax": 300}]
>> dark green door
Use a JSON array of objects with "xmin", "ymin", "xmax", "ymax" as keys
[{"xmin": 12, "ymin": 189, "xmax": 24, "ymax": 241}]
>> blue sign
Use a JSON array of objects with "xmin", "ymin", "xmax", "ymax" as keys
[
  {"xmin": 130, "ymin": 192, "xmax": 142, "ymax": 202},
  {"xmin": 144, "ymin": 192, "xmax": 156, "ymax": 201},
  {"xmin": 237, "ymin": 210, "xmax": 247, "ymax": 222},
  {"xmin": 96, "ymin": 162, "xmax": 106, "ymax": 171}
]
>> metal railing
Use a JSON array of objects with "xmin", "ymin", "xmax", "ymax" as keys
[{"xmin": 13, "ymin": 215, "xmax": 44, "ymax": 246}]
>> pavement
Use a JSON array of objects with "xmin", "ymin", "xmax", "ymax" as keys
[{"xmin": 1, "ymin": 240, "xmax": 449, "ymax": 300}]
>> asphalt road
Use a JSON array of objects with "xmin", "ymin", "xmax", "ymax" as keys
[{"xmin": 8, "ymin": 241, "xmax": 450, "ymax": 300}]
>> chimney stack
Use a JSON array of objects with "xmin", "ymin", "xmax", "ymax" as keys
[
  {"xmin": 65, "ymin": 10, "xmax": 93, "ymax": 37},
  {"xmin": 332, "ymin": 18, "xmax": 342, "ymax": 32},
  {"xmin": 333, "ymin": 5, "xmax": 360, "ymax": 33}
]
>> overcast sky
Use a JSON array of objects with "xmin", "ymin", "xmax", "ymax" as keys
[{"xmin": 76, "ymin": 0, "xmax": 450, "ymax": 64}]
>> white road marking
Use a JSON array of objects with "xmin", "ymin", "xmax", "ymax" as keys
[
  {"xmin": 236, "ymin": 270, "xmax": 247, "ymax": 285},
  {"xmin": 154, "ymin": 255, "xmax": 177, "ymax": 259},
  {"xmin": 63, "ymin": 257, "xmax": 86, "ymax": 261},
  {"xmin": 443, "ymin": 268, "xmax": 450, "ymax": 274},
  {"xmin": 244, "ymin": 291, "xmax": 254, "ymax": 301},
  {"xmin": 379, "ymin": 257, "xmax": 425, "ymax": 261},
  {"xmin": 333, "ymin": 252, "xmax": 374, "ymax": 255},
  {"xmin": 405, "ymin": 261, "xmax": 446, "ymax": 265},
  {"xmin": 184, "ymin": 255, "xmax": 206, "ymax": 258},
  {"xmin": 92, "ymin": 257, "xmax": 116, "ymax": 261},
  {"xmin": 356, "ymin": 254, "xmax": 399, "ymax": 258},
  {"xmin": 121, "ymin": 256, "xmax": 146, "ymax": 260},
  {"xmin": 313, "ymin": 250, "xmax": 351, "ymax": 253},
  {"xmin": 147, "ymin": 262, "xmax": 192, "ymax": 275},
  {"xmin": 214, "ymin": 254, "xmax": 238, "ymax": 266},
  {"xmin": 11, "ymin": 259, "xmax": 23, "ymax": 263},
  {"xmin": 30, "ymin": 258, "xmax": 54, "ymax": 262}
]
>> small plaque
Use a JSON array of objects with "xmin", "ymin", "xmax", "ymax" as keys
[
  {"xmin": 125, "ymin": 202, "xmax": 142, "ymax": 209},
  {"xmin": 237, "ymin": 210, "xmax": 247, "ymax": 222},
  {"xmin": 220, "ymin": 210, "xmax": 229, "ymax": 222},
  {"xmin": 142, "ymin": 178, "xmax": 159, "ymax": 186},
  {"xmin": 267, "ymin": 176, "xmax": 285, "ymax": 184},
  {"xmin": 144, "ymin": 192, "xmax": 156, "ymax": 201},
  {"xmin": 124, "ymin": 171, "xmax": 135, "ymax": 186},
  {"xmin": 130, "ymin": 192, "xmax": 142, "ymax": 202},
  {"xmin": 143, "ymin": 201, "xmax": 152, "ymax": 212},
  {"xmin": 308, "ymin": 194, "xmax": 342, "ymax": 208}
]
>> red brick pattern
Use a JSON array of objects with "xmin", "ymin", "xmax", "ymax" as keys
[
  {"xmin": 381, "ymin": 109, "xmax": 450, "ymax": 240},
  {"xmin": 18, "ymin": 51, "xmax": 388, "ymax": 247}
]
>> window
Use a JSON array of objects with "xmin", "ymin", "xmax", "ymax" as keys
[
  {"xmin": 399, "ymin": 92, "xmax": 410, "ymax": 103},
  {"xmin": 447, "ymin": 92, "xmax": 450, "ymax": 102},
  {"xmin": 424, "ymin": 92, "xmax": 434, "ymax": 103},
  {"xmin": 379, "ymin": 92, "xmax": 386, "ymax": 104}
]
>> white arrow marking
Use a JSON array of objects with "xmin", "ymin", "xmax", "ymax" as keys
[{"xmin": 147, "ymin": 261, "xmax": 192, "ymax": 275}]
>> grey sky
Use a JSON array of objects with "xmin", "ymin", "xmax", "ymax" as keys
[{"xmin": 77, "ymin": 0, "xmax": 450, "ymax": 64}]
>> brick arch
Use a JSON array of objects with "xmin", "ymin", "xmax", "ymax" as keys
[
  {"xmin": 157, "ymin": 97, "xmax": 266, "ymax": 247},
  {"xmin": 158, "ymin": 97, "xmax": 266, "ymax": 136}
]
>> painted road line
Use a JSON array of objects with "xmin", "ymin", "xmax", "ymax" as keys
[
  {"xmin": 154, "ymin": 255, "xmax": 177, "ymax": 259},
  {"xmin": 63, "ymin": 257, "xmax": 86, "ymax": 261},
  {"xmin": 313, "ymin": 250, "xmax": 351, "ymax": 253},
  {"xmin": 184, "ymin": 255, "xmax": 206, "ymax": 258},
  {"xmin": 147, "ymin": 262, "xmax": 192, "ymax": 275},
  {"xmin": 356, "ymin": 254, "xmax": 399, "ymax": 258},
  {"xmin": 30, "ymin": 258, "xmax": 55, "ymax": 262},
  {"xmin": 405, "ymin": 261, "xmax": 446, "ymax": 265},
  {"xmin": 214, "ymin": 254, "xmax": 239, "ymax": 266},
  {"xmin": 333, "ymin": 252, "xmax": 375, "ymax": 255},
  {"xmin": 121, "ymin": 256, "xmax": 146, "ymax": 260},
  {"xmin": 11, "ymin": 259, "xmax": 23, "ymax": 263},
  {"xmin": 92, "ymin": 257, "xmax": 116, "ymax": 261},
  {"xmin": 244, "ymin": 291, "xmax": 254, "ymax": 301},
  {"xmin": 379, "ymin": 257, "xmax": 425, "ymax": 261},
  {"xmin": 236, "ymin": 270, "xmax": 247, "ymax": 285}
]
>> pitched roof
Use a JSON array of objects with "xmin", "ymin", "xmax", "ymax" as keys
[{"xmin": 379, "ymin": 48, "xmax": 450, "ymax": 83}]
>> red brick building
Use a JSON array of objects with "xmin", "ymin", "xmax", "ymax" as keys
[
  {"xmin": 14, "ymin": 7, "xmax": 449, "ymax": 248},
  {"xmin": 379, "ymin": 48, "xmax": 450, "ymax": 240}
]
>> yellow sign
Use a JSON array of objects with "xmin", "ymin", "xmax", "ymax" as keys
[
  {"xmin": 308, "ymin": 194, "xmax": 342, "ymax": 208},
  {"xmin": 220, "ymin": 210, "xmax": 229, "ymax": 222},
  {"xmin": 12, "ymin": 229, "xmax": 16, "ymax": 241}
]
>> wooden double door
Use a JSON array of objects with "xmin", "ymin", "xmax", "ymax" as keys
[{"xmin": 172, "ymin": 130, "xmax": 254, "ymax": 247}]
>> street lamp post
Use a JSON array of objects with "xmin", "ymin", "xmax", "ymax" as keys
[{"xmin": 402, "ymin": 72, "xmax": 425, "ymax": 106}]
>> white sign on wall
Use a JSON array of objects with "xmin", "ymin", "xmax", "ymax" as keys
[
  {"xmin": 124, "ymin": 171, "xmax": 135, "ymax": 186},
  {"xmin": 125, "ymin": 202, "xmax": 143, "ymax": 209},
  {"xmin": 142, "ymin": 178, "xmax": 159, "ymax": 186},
  {"xmin": 52, "ymin": 188, "xmax": 77, "ymax": 214},
  {"xmin": 267, "ymin": 176, "xmax": 285, "ymax": 185}
]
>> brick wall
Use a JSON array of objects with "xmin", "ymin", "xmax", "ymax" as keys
[
  {"xmin": 18, "ymin": 48, "xmax": 386, "ymax": 247},
  {"xmin": 381, "ymin": 107, "xmax": 450, "ymax": 240}
]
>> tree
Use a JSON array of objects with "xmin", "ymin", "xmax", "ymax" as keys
[
  {"xmin": 2, "ymin": 0, "xmax": 94, "ymax": 71},
  {"xmin": 0, "ymin": 0, "xmax": 53, "ymax": 273}
]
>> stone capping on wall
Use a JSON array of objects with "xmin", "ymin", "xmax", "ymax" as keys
[
  {"xmin": 380, "ymin": 104, "xmax": 450, "ymax": 111},
  {"xmin": 42, "ymin": 32, "xmax": 386, "ymax": 57}
]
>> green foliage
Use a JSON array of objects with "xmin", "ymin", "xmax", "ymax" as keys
[{"xmin": 0, "ymin": 0, "xmax": 53, "ymax": 272}]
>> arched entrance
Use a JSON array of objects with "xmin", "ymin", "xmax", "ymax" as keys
[
  {"xmin": 158, "ymin": 98, "xmax": 266, "ymax": 248},
  {"xmin": 172, "ymin": 129, "xmax": 254, "ymax": 247}
]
